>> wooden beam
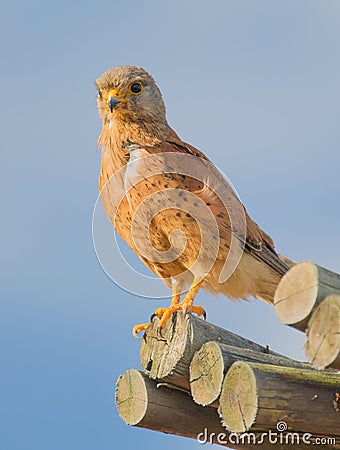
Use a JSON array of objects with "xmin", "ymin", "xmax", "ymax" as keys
[
  {"xmin": 115, "ymin": 368, "xmax": 225, "ymax": 437},
  {"xmin": 140, "ymin": 312, "xmax": 281, "ymax": 392},
  {"xmin": 189, "ymin": 342, "xmax": 313, "ymax": 407},
  {"xmin": 274, "ymin": 261, "xmax": 340, "ymax": 332},
  {"xmin": 305, "ymin": 295, "xmax": 340, "ymax": 370},
  {"xmin": 115, "ymin": 369, "xmax": 332, "ymax": 450},
  {"xmin": 218, "ymin": 361, "xmax": 340, "ymax": 439},
  {"xmin": 115, "ymin": 368, "xmax": 249, "ymax": 449},
  {"xmin": 116, "ymin": 368, "xmax": 339, "ymax": 449}
]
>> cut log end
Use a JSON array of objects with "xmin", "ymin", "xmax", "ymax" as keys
[
  {"xmin": 116, "ymin": 369, "xmax": 147, "ymax": 425},
  {"xmin": 274, "ymin": 260, "xmax": 340, "ymax": 332},
  {"xmin": 274, "ymin": 260, "xmax": 319, "ymax": 326},
  {"xmin": 218, "ymin": 361, "xmax": 257, "ymax": 433},
  {"xmin": 305, "ymin": 295, "xmax": 340, "ymax": 370},
  {"xmin": 190, "ymin": 341, "xmax": 224, "ymax": 406},
  {"xmin": 140, "ymin": 313, "xmax": 189, "ymax": 383}
]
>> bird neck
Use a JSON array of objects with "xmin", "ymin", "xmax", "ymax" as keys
[{"xmin": 99, "ymin": 113, "xmax": 168, "ymax": 150}]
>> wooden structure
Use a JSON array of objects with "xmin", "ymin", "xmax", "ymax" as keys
[
  {"xmin": 190, "ymin": 341, "xmax": 310, "ymax": 407},
  {"xmin": 116, "ymin": 313, "xmax": 340, "ymax": 449},
  {"xmin": 274, "ymin": 261, "xmax": 340, "ymax": 369},
  {"xmin": 115, "ymin": 260, "xmax": 340, "ymax": 448},
  {"xmin": 219, "ymin": 361, "xmax": 340, "ymax": 435}
]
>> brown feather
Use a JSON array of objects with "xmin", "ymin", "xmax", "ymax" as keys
[{"xmin": 96, "ymin": 66, "xmax": 288, "ymax": 303}]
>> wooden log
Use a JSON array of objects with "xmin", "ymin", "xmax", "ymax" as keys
[
  {"xmin": 115, "ymin": 368, "xmax": 247, "ymax": 449},
  {"xmin": 115, "ymin": 369, "xmax": 328, "ymax": 450},
  {"xmin": 190, "ymin": 342, "xmax": 313, "ymax": 406},
  {"xmin": 274, "ymin": 261, "xmax": 340, "ymax": 332},
  {"xmin": 115, "ymin": 369, "xmax": 225, "ymax": 438},
  {"xmin": 218, "ymin": 361, "xmax": 340, "ymax": 440},
  {"xmin": 140, "ymin": 312, "xmax": 281, "ymax": 392},
  {"xmin": 305, "ymin": 295, "xmax": 340, "ymax": 370}
]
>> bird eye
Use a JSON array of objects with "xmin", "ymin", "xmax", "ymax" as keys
[{"xmin": 129, "ymin": 82, "xmax": 143, "ymax": 94}]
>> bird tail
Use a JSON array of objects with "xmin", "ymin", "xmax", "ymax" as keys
[
  {"xmin": 245, "ymin": 243, "xmax": 290, "ymax": 277},
  {"xmin": 245, "ymin": 247, "xmax": 294, "ymax": 304}
]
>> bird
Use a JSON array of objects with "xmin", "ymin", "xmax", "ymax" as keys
[{"xmin": 95, "ymin": 65, "xmax": 289, "ymax": 336}]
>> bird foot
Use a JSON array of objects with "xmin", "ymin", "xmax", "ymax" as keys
[
  {"xmin": 154, "ymin": 303, "xmax": 206, "ymax": 329},
  {"xmin": 132, "ymin": 322, "xmax": 150, "ymax": 338},
  {"xmin": 131, "ymin": 304, "xmax": 206, "ymax": 338}
]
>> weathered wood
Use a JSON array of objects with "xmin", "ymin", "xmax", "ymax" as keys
[
  {"xmin": 140, "ymin": 312, "xmax": 281, "ymax": 391},
  {"xmin": 115, "ymin": 369, "xmax": 247, "ymax": 449},
  {"xmin": 115, "ymin": 369, "xmax": 328, "ymax": 450},
  {"xmin": 274, "ymin": 261, "xmax": 340, "ymax": 331},
  {"xmin": 116, "ymin": 369, "xmax": 225, "ymax": 433},
  {"xmin": 190, "ymin": 342, "xmax": 312, "ymax": 406},
  {"xmin": 219, "ymin": 361, "xmax": 340, "ymax": 440},
  {"xmin": 305, "ymin": 295, "xmax": 340, "ymax": 370}
]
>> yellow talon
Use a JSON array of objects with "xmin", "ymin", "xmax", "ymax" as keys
[
  {"xmin": 158, "ymin": 302, "xmax": 206, "ymax": 329},
  {"xmin": 151, "ymin": 307, "xmax": 168, "ymax": 320},
  {"xmin": 184, "ymin": 304, "xmax": 206, "ymax": 320},
  {"xmin": 132, "ymin": 278, "xmax": 205, "ymax": 336},
  {"xmin": 132, "ymin": 322, "xmax": 149, "ymax": 338}
]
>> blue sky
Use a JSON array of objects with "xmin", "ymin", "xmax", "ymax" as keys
[{"xmin": 1, "ymin": 1, "xmax": 340, "ymax": 449}]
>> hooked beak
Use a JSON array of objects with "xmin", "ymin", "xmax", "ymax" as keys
[
  {"xmin": 108, "ymin": 95, "xmax": 122, "ymax": 112},
  {"xmin": 108, "ymin": 89, "xmax": 125, "ymax": 112}
]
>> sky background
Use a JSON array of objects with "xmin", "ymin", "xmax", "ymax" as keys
[{"xmin": 1, "ymin": 1, "xmax": 340, "ymax": 449}]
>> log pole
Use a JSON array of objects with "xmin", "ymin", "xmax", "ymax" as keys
[
  {"xmin": 115, "ymin": 369, "xmax": 226, "ymax": 441},
  {"xmin": 218, "ymin": 361, "xmax": 340, "ymax": 438},
  {"xmin": 305, "ymin": 295, "xmax": 340, "ymax": 370},
  {"xmin": 189, "ymin": 341, "xmax": 313, "ymax": 406},
  {"xmin": 115, "ymin": 369, "xmax": 333, "ymax": 450},
  {"xmin": 274, "ymin": 261, "xmax": 340, "ymax": 332},
  {"xmin": 140, "ymin": 312, "xmax": 281, "ymax": 392},
  {"xmin": 115, "ymin": 369, "xmax": 256, "ymax": 449}
]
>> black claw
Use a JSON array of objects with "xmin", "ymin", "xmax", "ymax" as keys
[
  {"xmin": 150, "ymin": 312, "xmax": 157, "ymax": 322},
  {"xmin": 202, "ymin": 309, "xmax": 207, "ymax": 321}
]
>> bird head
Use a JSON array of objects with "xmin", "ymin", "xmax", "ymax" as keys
[{"xmin": 96, "ymin": 66, "xmax": 167, "ymax": 126}]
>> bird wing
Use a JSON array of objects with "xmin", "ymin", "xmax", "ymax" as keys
[{"xmin": 127, "ymin": 127, "xmax": 288, "ymax": 277}]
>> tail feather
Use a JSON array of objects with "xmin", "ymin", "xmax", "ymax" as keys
[{"xmin": 245, "ymin": 243, "xmax": 290, "ymax": 277}]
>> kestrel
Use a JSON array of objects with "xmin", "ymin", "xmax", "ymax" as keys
[{"xmin": 96, "ymin": 66, "xmax": 288, "ymax": 335}]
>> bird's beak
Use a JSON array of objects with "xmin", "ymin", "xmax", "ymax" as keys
[{"xmin": 108, "ymin": 89, "xmax": 125, "ymax": 112}]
